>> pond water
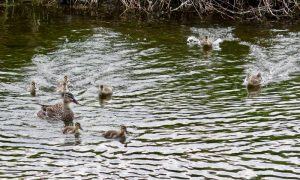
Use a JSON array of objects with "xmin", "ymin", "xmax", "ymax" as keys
[{"xmin": 1, "ymin": 7, "xmax": 300, "ymax": 179}]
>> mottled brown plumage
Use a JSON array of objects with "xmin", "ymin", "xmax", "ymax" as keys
[
  {"xmin": 37, "ymin": 92, "xmax": 78, "ymax": 122},
  {"xmin": 103, "ymin": 125, "xmax": 128, "ymax": 139},
  {"xmin": 63, "ymin": 122, "xmax": 83, "ymax": 134}
]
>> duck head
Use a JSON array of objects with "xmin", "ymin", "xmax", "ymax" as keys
[
  {"xmin": 63, "ymin": 92, "xmax": 79, "ymax": 104},
  {"xmin": 64, "ymin": 75, "xmax": 68, "ymax": 82},
  {"xmin": 75, "ymin": 122, "xmax": 83, "ymax": 130},
  {"xmin": 256, "ymin": 72, "xmax": 261, "ymax": 78},
  {"xmin": 120, "ymin": 125, "xmax": 128, "ymax": 134}
]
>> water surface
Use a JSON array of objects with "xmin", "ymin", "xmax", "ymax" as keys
[{"xmin": 1, "ymin": 7, "xmax": 300, "ymax": 179}]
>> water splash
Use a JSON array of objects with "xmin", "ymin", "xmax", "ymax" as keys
[
  {"xmin": 187, "ymin": 26, "xmax": 233, "ymax": 50},
  {"xmin": 244, "ymin": 31, "xmax": 300, "ymax": 86}
]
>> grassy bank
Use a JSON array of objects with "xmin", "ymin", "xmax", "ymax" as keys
[{"xmin": 1, "ymin": 0, "xmax": 300, "ymax": 21}]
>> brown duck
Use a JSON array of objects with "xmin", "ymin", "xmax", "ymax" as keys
[
  {"xmin": 201, "ymin": 36, "xmax": 213, "ymax": 50},
  {"xmin": 63, "ymin": 122, "xmax": 83, "ymax": 134},
  {"xmin": 37, "ymin": 92, "xmax": 79, "ymax": 122},
  {"xmin": 245, "ymin": 72, "xmax": 262, "ymax": 88},
  {"xmin": 103, "ymin": 125, "xmax": 128, "ymax": 139},
  {"xmin": 56, "ymin": 81, "xmax": 69, "ymax": 94},
  {"xmin": 27, "ymin": 80, "xmax": 37, "ymax": 96},
  {"xmin": 60, "ymin": 75, "xmax": 70, "ymax": 86},
  {"xmin": 57, "ymin": 75, "xmax": 70, "ymax": 94},
  {"xmin": 99, "ymin": 84, "xmax": 113, "ymax": 99}
]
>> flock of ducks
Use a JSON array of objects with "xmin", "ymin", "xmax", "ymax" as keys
[
  {"xmin": 27, "ymin": 75, "xmax": 127, "ymax": 143},
  {"xmin": 26, "ymin": 40, "xmax": 263, "ymax": 144}
]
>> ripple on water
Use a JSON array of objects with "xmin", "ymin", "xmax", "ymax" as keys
[{"xmin": 1, "ymin": 25, "xmax": 300, "ymax": 179}]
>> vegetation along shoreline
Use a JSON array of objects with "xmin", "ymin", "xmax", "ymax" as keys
[{"xmin": 1, "ymin": 0, "xmax": 300, "ymax": 22}]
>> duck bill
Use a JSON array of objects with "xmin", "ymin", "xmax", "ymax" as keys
[
  {"xmin": 73, "ymin": 98, "xmax": 79, "ymax": 104},
  {"xmin": 79, "ymin": 127, "xmax": 83, "ymax": 131}
]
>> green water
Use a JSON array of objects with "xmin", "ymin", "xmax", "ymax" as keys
[{"xmin": 1, "ymin": 6, "xmax": 300, "ymax": 179}]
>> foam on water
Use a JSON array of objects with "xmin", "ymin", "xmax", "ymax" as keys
[{"xmin": 244, "ymin": 31, "xmax": 300, "ymax": 86}]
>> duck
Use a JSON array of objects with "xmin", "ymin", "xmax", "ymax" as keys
[
  {"xmin": 37, "ymin": 92, "xmax": 79, "ymax": 123},
  {"xmin": 103, "ymin": 125, "xmax": 128, "ymax": 139},
  {"xmin": 57, "ymin": 75, "xmax": 70, "ymax": 89},
  {"xmin": 63, "ymin": 122, "xmax": 83, "ymax": 134},
  {"xmin": 99, "ymin": 84, "xmax": 113, "ymax": 99},
  {"xmin": 200, "ymin": 36, "xmax": 213, "ymax": 50},
  {"xmin": 56, "ymin": 81, "xmax": 69, "ymax": 94},
  {"xmin": 245, "ymin": 72, "xmax": 262, "ymax": 88},
  {"xmin": 62, "ymin": 75, "xmax": 70, "ymax": 85},
  {"xmin": 27, "ymin": 80, "xmax": 37, "ymax": 96}
]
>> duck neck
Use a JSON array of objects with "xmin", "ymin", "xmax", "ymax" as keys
[
  {"xmin": 119, "ymin": 129, "xmax": 126, "ymax": 136},
  {"xmin": 63, "ymin": 101, "xmax": 70, "ymax": 110}
]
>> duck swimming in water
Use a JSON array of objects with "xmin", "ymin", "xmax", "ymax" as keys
[
  {"xmin": 27, "ymin": 80, "xmax": 37, "ymax": 96},
  {"xmin": 245, "ymin": 72, "xmax": 262, "ymax": 88},
  {"xmin": 99, "ymin": 84, "xmax": 113, "ymax": 99},
  {"xmin": 57, "ymin": 75, "xmax": 70, "ymax": 93},
  {"xmin": 37, "ymin": 92, "xmax": 79, "ymax": 123},
  {"xmin": 63, "ymin": 122, "xmax": 83, "ymax": 134},
  {"xmin": 200, "ymin": 36, "xmax": 213, "ymax": 50},
  {"xmin": 103, "ymin": 125, "xmax": 128, "ymax": 139},
  {"xmin": 61, "ymin": 75, "xmax": 70, "ymax": 85},
  {"xmin": 56, "ymin": 81, "xmax": 69, "ymax": 94}
]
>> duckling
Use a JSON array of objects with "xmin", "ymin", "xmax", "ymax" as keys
[
  {"xmin": 62, "ymin": 75, "xmax": 70, "ymax": 85},
  {"xmin": 37, "ymin": 92, "xmax": 79, "ymax": 122},
  {"xmin": 63, "ymin": 122, "xmax": 83, "ymax": 134},
  {"xmin": 56, "ymin": 81, "xmax": 69, "ymax": 94},
  {"xmin": 103, "ymin": 125, "xmax": 128, "ymax": 139},
  {"xmin": 57, "ymin": 75, "xmax": 70, "ymax": 88},
  {"xmin": 99, "ymin": 84, "xmax": 113, "ymax": 99},
  {"xmin": 201, "ymin": 36, "xmax": 213, "ymax": 50},
  {"xmin": 245, "ymin": 72, "xmax": 262, "ymax": 88},
  {"xmin": 27, "ymin": 80, "xmax": 37, "ymax": 96}
]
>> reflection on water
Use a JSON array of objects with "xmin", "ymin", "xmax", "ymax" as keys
[
  {"xmin": 246, "ymin": 86, "xmax": 261, "ymax": 97},
  {"xmin": 1, "ymin": 7, "xmax": 300, "ymax": 179}
]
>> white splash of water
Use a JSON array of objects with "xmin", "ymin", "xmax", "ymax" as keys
[
  {"xmin": 244, "ymin": 32, "xmax": 300, "ymax": 86},
  {"xmin": 187, "ymin": 27, "xmax": 234, "ymax": 50}
]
